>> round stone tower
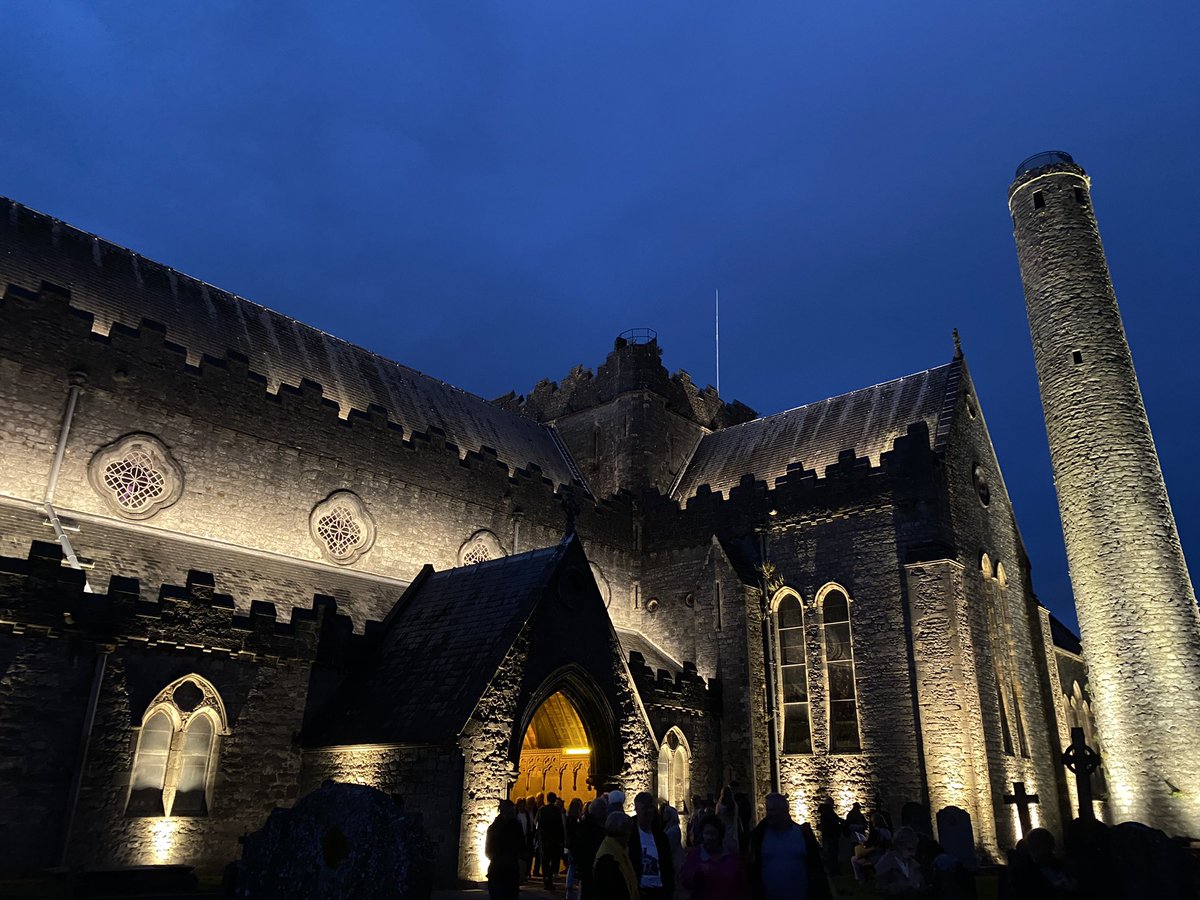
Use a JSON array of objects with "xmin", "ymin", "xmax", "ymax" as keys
[{"xmin": 1009, "ymin": 151, "xmax": 1200, "ymax": 834}]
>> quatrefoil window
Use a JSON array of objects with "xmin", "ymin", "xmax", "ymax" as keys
[
  {"xmin": 88, "ymin": 434, "xmax": 184, "ymax": 520},
  {"xmin": 309, "ymin": 491, "xmax": 375, "ymax": 564}
]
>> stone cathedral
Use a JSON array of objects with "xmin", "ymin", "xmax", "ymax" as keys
[{"xmin": 0, "ymin": 152, "xmax": 1192, "ymax": 884}]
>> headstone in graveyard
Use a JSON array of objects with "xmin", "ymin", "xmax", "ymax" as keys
[{"xmin": 936, "ymin": 805, "xmax": 978, "ymax": 869}]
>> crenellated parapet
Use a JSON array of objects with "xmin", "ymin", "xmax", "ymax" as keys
[
  {"xmin": 0, "ymin": 540, "xmax": 371, "ymax": 664},
  {"xmin": 627, "ymin": 651, "xmax": 720, "ymax": 715},
  {"xmin": 641, "ymin": 421, "xmax": 940, "ymax": 549},
  {"xmin": 0, "ymin": 197, "xmax": 585, "ymax": 493}
]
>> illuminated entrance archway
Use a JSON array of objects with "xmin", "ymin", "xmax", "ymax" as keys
[{"xmin": 510, "ymin": 691, "xmax": 595, "ymax": 809}]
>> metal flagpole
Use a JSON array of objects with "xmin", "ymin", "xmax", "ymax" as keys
[{"xmin": 716, "ymin": 289, "xmax": 721, "ymax": 395}]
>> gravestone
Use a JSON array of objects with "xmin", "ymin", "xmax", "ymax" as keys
[
  {"xmin": 1061, "ymin": 726, "xmax": 1101, "ymax": 821},
  {"xmin": 936, "ymin": 805, "xmax": 978, "ymax": 869},
  {"xmin": 234, "ymin": 780, "xmax": 435, "ymax": 900}
]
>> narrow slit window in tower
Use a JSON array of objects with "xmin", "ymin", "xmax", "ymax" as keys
[
  {"xmin": 1033, "ymin": 191, "xmax": 1045, "ymax": 210},
  {"xmin": 1074, "ymin": 187, "xmax": 1087, "ymax": 206},
  {"xmin": 1073, "ymin": 350, "xmax": 1084, "ymax": 365}
]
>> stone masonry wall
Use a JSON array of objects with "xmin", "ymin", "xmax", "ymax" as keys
[
  {"xmin": 1010, "ymin": 160, "xmax": 1200, "ymax": 835},
  {"xmin": 942, "ymin": 364, "xmax": 1068, "ymax": 849},
  {"xmin": 0, "ymin": 628, "xmax": 95, "ymax": 870},
  {"xmin": 0, "ymin": 283, "xmax": 640, "ymax": 638}
]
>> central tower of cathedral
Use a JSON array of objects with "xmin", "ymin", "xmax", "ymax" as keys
[{"xmin": 1009, "ymin": 151, "xmax": 1200, "ymax": 835}]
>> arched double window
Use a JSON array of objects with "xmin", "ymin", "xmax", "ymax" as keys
[
  {"xmin": 127, "ymin": 675, "xmax": 227, "ymax": 817},
  {"xmin": 773, "ymin": 590, "xmax": 813, "ymax": 755},
  {"xmin": 820, "ymin": 585, "xmax": 861, "ymax": 753},
  {"xmin": 657, "ymin": 728, "xmax": 691, "ymax": 811}
]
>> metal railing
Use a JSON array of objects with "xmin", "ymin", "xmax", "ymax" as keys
[
  {"xmin": 1015, "ymin": 151, "xmax": 1075, "ymax": 178},
  {"xmin": 618, "ymin": 327, "xmax": 658, "ymax": 345}
]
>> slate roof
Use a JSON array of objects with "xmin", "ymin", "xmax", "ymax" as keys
[
  {"xmin": 671, "ymin": 359, "xmax": 962, "ymax": 501},
  {"xmin": 316, "ymin": 540, "xmax": 570, "ymax": 746},
  {"xmin": 0, "ymin": 503, "xmax": 405, "ymax": 630},
  {"xmin": 0, "ymin": 198, "xmax": 584, "ymax": 492},
  {"xmin": 1049, "ymin": 612, "xmax": 1083, "ymax": 656},
  {"xmin": 615, "ymin": 628, "xmax": 682, "ymax": 675}
]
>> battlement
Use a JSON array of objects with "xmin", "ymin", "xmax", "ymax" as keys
[
  {"xmin": 627, "ymin": 651, "xmax": 719, "ymax": 713},
  {"xmin": 0, "ymin": 540, "xmax": 372, "ymax": 664},
  {"xmin": 641, "ymin": 421, "xmax": 939, "ymax": 547},
  {"xmin": 0, "ymin": 280, "xmax": 647, "ymax": 537},
  {"xmin": 495, "ymin": 334, "xmax": 756, "ymax": 430},
  {"xmin": 0, "ymin": 197, "xmax": 584, "ymax": 492}
]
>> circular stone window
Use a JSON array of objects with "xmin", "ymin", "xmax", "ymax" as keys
[
  {"xmin": 309, "ymin": 491, "xmax": 376, "ymax": 564},
  {"xmin": 965, "ymin": 393, "xmax": 978, "ymax": 419},
  {"xmin": 972, "ymin": 465, "xmax": 991, "ymax": 507},
  {"xmin": 88, "ymin": 433, "xmax": 184, "ymax": 520}
]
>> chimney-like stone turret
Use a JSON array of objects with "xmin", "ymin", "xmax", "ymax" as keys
[{"xmin": 1010, "ymin": 151, "xmax": 1200, "ymax": 835}]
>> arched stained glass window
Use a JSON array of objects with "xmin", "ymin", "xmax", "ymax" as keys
[
  {"xmin": 775, "ymin": 591, "xmax": 812, "ymax": 755},
  {"xmin": 126, "ymin": 675, "xmax": 226, "ymax": 818},
  {"xmin": 127, "ymin": 710, "xmax": 173, "ymax": 816},
  {"xmin": 172, "ymin": 715, "xmax": 215, "ymax": 816},
  {"xmin": 822, "ymin": 586, "xmax": 861, "ymax": 753},
  {"xmin": 657, "ymin": 728, "xmax": 691, "ymax": 810}
]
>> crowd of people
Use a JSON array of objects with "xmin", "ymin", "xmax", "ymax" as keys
[
  {"xmin": 487, "ymin": 788, "xmax": 1198, "ymax": 899},
  {"xmin": 484, "ymin": 786, "xmax": 834, "ymax": 900}
]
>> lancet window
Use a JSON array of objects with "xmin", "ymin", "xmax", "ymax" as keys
[
  {"xmin": 657, "ymin": 728, "xmax": 691, "ymax": 811},
  {"xmin": 127, "ymin": 675, "xmax": 227, "ymax": 817},
  {"xmin": 821, "ymin": 585, "xmax": 861, "ymax": 753},
  {"xmin": 774, "ymin": 589, "xmax": 813, "ymax": 755}
]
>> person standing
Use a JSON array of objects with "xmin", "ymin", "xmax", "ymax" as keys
[
  {"xmin": 681, "ymin": 814, "xmax": 749, "ymax": 900},
  {"xmin": 661, "ymin": 804, "xmax": 685, "ymax": 891},
  {"xmin": 817, "ymin": 798, "xmax": 842, "ymax": 876},
  {"xmin": 593, "ymin": 813, "xmax": 639, "ymax": 900},
  {"xmin": 576, "ymin": 798, "xmax": 608, "ymax": 900},
  {"xmin": 748, "ymin": 793, "xmax": 831, "ymax": 900},
  {"xmin": 716, "ymin": 787, "xmax": 742, "ymax": 856},
  {"xmin": 537, "ymin": 791, "xmax": 567, "ymax": 890},
  {"xmin": 565, "ymin": 797, "xmax": 585, "ymax": 899},
  {"xmin": 629, "ymin": 791, "xmax": 675, "ymax": 899},
  {"xmin": 485, "ymin": 800, "xmax": 526, "ymax": 900}
]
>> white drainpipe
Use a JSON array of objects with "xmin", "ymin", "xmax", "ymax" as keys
[{"xmin": 43, "ymin": 378, "xmax": 91, "ymax": 591}]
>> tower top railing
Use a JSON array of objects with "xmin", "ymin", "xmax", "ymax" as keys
[
  {"xmin": 618, "ymin": 328, "xmax": 658, "ymax": 346},
  {"xmin": 1015, "ymin": 151, "xmax": 1075, "ymax": 178}
]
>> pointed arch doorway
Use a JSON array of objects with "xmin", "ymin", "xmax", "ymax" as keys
[
  {"xmin": 509, "ymin": 691, "xmax": 595, "ymax": 809},
  {"xmin": 508, "ymin": 666, "xmax": 624, "ymax": 811}
]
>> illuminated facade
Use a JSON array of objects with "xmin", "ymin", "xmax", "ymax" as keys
[
  {"xmin": 1010, "ymin": 152, "xmax": 1200, "ymax": 835},
  {"xmin": 0, "ymin": 182, "xmax": 1135, "ymax": 884}
]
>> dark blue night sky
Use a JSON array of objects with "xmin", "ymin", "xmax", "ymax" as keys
[{"xmin": 3, "ymin": 2, "xmax": 1197, "ymax": 629}]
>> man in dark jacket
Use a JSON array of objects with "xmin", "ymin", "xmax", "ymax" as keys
[
  {"xmin": 576, "ymin": 797, "xmax": 608, "ymax": 900},
  {"xmin": 485, "ymin": 800, "xmax": 526, "ymax": 900},
  {"xmin": 628, "ymin": 791, "xmax": 675, "ymax": 900},
  {"xmin": 536, "ymin": 791, "xmax": 566, "ymax": 890},
  {"xmin": 748, "ymin": 793, "xmax": 831, "ymax": 900}
]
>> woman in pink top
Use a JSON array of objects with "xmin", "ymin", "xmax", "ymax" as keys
[{"xmin": 681, "ymin": 814, "xmax": 749, "ymax": 900}]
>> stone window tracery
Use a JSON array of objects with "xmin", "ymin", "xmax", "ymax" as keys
[
  {"xmin": 820, "ymin": 585, "xmax": 861, "ymax": 753},
  {"xmin": 982, "ymin": 554, "xmax": 1029, "ymax": 758},
  {"xmin": 88, "ymin": 434, "xmax": 183, "ymax": 520},
  {"xmin": 773, "ymin": 589, "xmax": 813, "ymax": 755},
  {"xmin": 657, "ymin": 728, "xmax": 691, "ymax": 811},
  {"xmin": 309, "ymin": 491, "xmax": 375, "ymax": 564},
  {"xmin": 127, "ymin": 675, "xmax": 227, "ymax": 818},
  {"xmin": 457, "ymin": 529, "xmax": 506, "ymax": 567}
]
